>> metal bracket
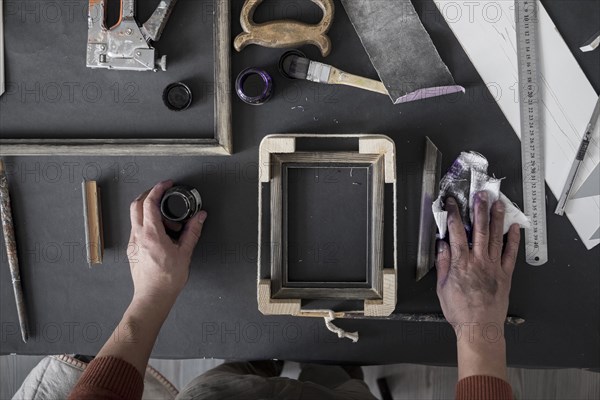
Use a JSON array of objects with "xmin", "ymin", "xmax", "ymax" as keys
[{"xmin": 86, "ymin": 0, "xmax": 178, "ymax": 72}]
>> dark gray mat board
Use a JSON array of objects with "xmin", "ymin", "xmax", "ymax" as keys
[
  {"xmin": 0, "ymin": 0, "xmax": 216, "ymax": 139},
  {"xmin": 0, "ymin": 0, "xmax": 599, "ymax": 368}
]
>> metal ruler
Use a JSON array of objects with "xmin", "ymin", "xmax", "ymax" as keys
[{"xmin": 515, "ymin": 0, "xmax": 548, "ymax": 266}]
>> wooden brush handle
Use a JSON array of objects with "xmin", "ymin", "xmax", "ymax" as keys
[{"xmin": 329, "ymin": 68, "xmax": 388, "ymax": 96}]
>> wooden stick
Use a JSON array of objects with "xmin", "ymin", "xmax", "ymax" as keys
[
  {"xmin": 0, "ymin": 159, "xmax": 29, "ymax": 342},
  {"xmin": 340, "ymin": 312, "xmax": 526, "ymax": 326},
  {"xmin": 82, "ymin": 181, "xmax": 104, "ymax": 266},
  {"xmin": 298, "ymin": 310, "xmax": 525, "ymax": 326}
]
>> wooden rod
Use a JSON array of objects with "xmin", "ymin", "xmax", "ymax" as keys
[
  {"xmin": 0, "ymin": 159, "xmax": 29, "ymax": 342},
  {"xmin": 298, "ymin": 309, "xmax": 525, "ymax": 326}
]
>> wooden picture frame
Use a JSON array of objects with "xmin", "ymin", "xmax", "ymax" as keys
[
  {"xmin": 271, "ymin": 153, "xmax": 384, "ymax": 300},
  {"xmin": 257, "ymin": 134, "xmax": 397, "ymax": 317},
  {"xmin": 0, "ymin": 1, "xmax": 232, "ymax": 156}
]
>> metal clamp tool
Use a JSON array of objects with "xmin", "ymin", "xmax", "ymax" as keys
[{"xmin": 87, "ymin": 0, "xmax": 178, "ymax": 72}]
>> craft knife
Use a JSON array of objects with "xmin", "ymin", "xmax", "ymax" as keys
[{"xmin": 555, "ymin": 97, "xmax": 600, "ymax": 216}]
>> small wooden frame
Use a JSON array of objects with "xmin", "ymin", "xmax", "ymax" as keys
[
  {"xmin": 0, "ymin": 0, "xmax": 232, "ymax": 156},
  {"xmin": 258, "ymin": 134, "xmax": 397, "ymax": 317},
  {"xmin": 271, "ymin": 153, "xmax": 384, "ymax": 300}
]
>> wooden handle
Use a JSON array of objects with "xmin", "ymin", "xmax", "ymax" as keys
[
  {"xmin": 235, "ymin": 0, "xmax": 335, "ymax": 57},
  {"xmin": 329, "ymin": 68, "xmax": 388, "ymax": 96}
]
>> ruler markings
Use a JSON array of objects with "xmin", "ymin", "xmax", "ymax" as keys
[{"xmin": 515, "ymin": 0, "xmax": 548, "ymax": 266}]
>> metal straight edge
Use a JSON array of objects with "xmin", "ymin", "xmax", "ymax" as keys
[
  {"xmin": 515, "ymin": 0, "xmax": 548, "ymax": 266},
  {"xmin": 416, "ymin": 137, "xmax": 442, "ymax": 281}
]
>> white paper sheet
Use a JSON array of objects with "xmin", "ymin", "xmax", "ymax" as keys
[{"xmin": 433, "ymin": 0, "xmax": 600, "ymax": 249}]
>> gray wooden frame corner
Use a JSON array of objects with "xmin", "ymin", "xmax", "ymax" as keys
[
  {"xmin": 0, "ymin": 0, "xmax": 232, "ymax": 156},
  {"xmin": 416, "ymin": 137, "xmax": 442, "ymax": 281},
  {"xmin": 257, "ymin": 134, "xmax": 398, "ymax": 317},
  {"xmin": 258, "ymin": 279, "xmax": 301, "ymax": 316}
]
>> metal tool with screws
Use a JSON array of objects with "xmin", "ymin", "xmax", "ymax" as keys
[{"xmin": 86, "ymin": 0, "xmax": 178, "ymax": 72}]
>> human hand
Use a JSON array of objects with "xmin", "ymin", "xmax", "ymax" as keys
[
  {"xmin": 436, "ymin": 191, "xmax": 520, "ymax": 329},
  {"xmin": 128, "ymin": 180, "xmax": 207, "ymax": 305},
  {"xmin": 436, "ymin": 191, "xmax": 520, "ymax": 379}
]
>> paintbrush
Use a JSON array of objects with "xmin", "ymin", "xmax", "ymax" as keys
[
  {"xmin": 0, "ymin": 159, "xmax": 29, "ymax": 343},
  {"xmin": 280, "ymin": 53, "xmax": 388, "ymax": 96}
]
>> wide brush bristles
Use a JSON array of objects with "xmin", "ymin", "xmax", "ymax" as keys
[{"xmin": 281, "ymin": 54, "xmax": 310, "ymax": 80}]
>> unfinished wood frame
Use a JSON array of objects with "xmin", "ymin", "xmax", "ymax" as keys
[
  {"xmin": 0, "ymin": 0, "xmax": 232, "ymax": 156},
  {"xmin": 258, "ymin": 134, "xmax": 397, "ymax": 317}
]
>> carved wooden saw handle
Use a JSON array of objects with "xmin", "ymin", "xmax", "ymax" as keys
[{"xmin": 234, "ymin": 0, "xmax": 335, "ymax": 57}]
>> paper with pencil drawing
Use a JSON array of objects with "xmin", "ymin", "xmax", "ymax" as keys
[{"xmin": 433, "ymin": 0, "xmax": 600, "ymax": 249}]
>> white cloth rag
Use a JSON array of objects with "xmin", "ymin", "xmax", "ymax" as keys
[{"xmin": 432, "ymin": 152, "xmax": 531, "ymax": 239}]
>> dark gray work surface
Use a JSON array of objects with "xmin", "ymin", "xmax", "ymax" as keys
[
  {"xmin": 1, "ymin": 0, "xmax": 599, "ymax": 368},
  {"xmin": 0, "ymin": 0, "xmax": 216, "ymax": 139}
]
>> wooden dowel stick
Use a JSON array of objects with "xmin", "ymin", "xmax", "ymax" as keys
[{"xmin": 0, "ymin": 159, "xmax": 29, "ymax": 343}]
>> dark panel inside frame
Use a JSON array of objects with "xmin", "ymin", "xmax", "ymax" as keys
[{"xmin": 284, "ymin": 162, "xmax": 372, "ymax": 285}]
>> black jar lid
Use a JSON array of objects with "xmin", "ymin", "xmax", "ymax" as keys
[{"xmin": 163, "ymin": 82, "xmax": 193, "ymax": 111}]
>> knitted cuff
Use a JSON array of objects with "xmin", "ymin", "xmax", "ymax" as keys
[
  {"xmin": 73, "ymin": 356, "xmax": 144, "ymax": 399},
  {"xmin": 456, "ymin": 375, "xmax": 513, "ymax": 400}
]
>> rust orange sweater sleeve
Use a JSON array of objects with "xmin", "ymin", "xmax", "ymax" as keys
[
  {"xmin": 456, "ymin": 375, "xmax": 513, "ymax": 400},
  {"xmin": 68, "ymin": 356, "xmax": 144, "ymax": 400}
]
